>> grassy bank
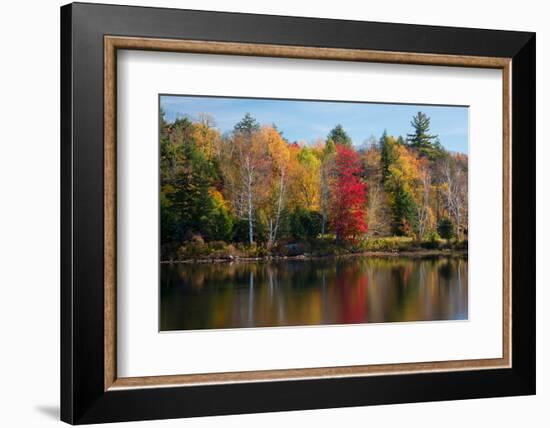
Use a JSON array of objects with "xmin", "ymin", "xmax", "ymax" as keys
[{"xmin": 163, "ymin": 236, "xmax": 467, "ymax": 263}]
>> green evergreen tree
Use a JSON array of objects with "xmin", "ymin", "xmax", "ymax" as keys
[
  {"xmin": 160, "ymin": 117, "xmax": 195, "ymax": 252},
  {"xmin": 234, "ymin": 112, "xmax": 260, "ymax": 135},
  {"xmin": 379, "ymin": 131, "xmax": 398, "ymax": 181},
  {"xmin": 437, "ymin": 217, "xmax": 454, "ymax": 241},
  {"xmin": 406, "ymin": 112, "xmax": 443, "ymax": 159},
  {"xmin": 173, "ymin": 144, "xmax": 217, "ymax": 237},
  {"xmin": 392, "ymin": 184, "xmax": 419, "ymax": 236},
  {"xmin": 159, "ymin": 115, "xmax": 236, "ymax": 252},
  {"xmin": 202, "ymin": 201, "xmax": 233, "ymax": 242},
  {"xmin": 289, "ymin": 207, "xmax": 322, "ymax": 241},
  {"xmin": 407, "ymin": 112, "xmax": 437, "ymax": 147},
  {"xmin": 327, "ymin": 124, "xmax": 352, "ymax": 147}
]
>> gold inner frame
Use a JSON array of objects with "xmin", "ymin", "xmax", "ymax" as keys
[{"xmin": 104, "ymin": 35, "xmax": 512, "ymax": 391}]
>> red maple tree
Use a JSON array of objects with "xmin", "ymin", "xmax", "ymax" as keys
[{"xmin": 329, "ymin": 144, "xmax": 368, "ymax": 242}]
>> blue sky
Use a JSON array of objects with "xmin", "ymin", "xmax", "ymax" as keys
[{"xmin": 160, "ymin": 95, "xmax": 469, "ymax": 154}]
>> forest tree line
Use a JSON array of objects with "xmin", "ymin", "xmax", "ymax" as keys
[{"xmin": 160, "ymin": 110, "xmax": 468, "ymax": 260}]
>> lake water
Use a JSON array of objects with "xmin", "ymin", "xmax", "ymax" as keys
[{"xmin": 160, "ymin": 256, "xmax": 468, "ymax": 331}]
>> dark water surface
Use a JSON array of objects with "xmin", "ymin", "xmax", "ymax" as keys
[{"xmin": 160, "ymin": 256, "xmax": 468, "ymax": 331}]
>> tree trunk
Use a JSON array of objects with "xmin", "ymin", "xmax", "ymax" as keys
[
  {"xmin": 455, "ymin": 210, "xmax": 461, "ymax": 241},
  {"xmin": 247, "ymin": 188, "xmax": 253, "ymax": 244},
  {"xmin": 245, "ymin": 156, "xmax": 254, "ymax": 245},
  {"xmin": 272, "ymin": 170, "xmax": 285, "ymax": 244}
]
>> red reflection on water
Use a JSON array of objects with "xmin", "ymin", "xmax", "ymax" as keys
[{"xmin": 336, "ymin": 266, "xmax": 369, "ymax": 324}]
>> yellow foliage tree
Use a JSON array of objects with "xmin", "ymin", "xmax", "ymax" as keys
[{"xmin": 192, "ymin": 113, "xmax": 221, "ymax": 160}]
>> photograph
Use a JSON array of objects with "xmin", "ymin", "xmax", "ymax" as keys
[{"xmin": 159, "ymin": 95, "xmax": 469, "ymax": 331}]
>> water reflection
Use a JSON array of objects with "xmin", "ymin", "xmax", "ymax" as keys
[{"xmin": 160, "ymin": 256, "xmax": 468, "ymax": 331}]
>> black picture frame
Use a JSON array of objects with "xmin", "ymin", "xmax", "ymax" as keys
[{"xmin": 61, "ymin": 2, "xmax": 535, "ymax": 424}]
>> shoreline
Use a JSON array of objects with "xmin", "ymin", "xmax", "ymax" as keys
[{"xmin": 161, "ymin": 249, "xmax": 468, "ymax": 264}]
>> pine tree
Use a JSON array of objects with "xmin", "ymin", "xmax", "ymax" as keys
[
  {"xmin": 406, "ymin": 112, "xmax": 442, "ymax": 159},
  {"xmin": 407, "ymin": 112, "xmax": 436, "ymax": 147},
  {"xmin": 379, "ymin": 131, "xmax": 398, "ymax": 181},
  {"xmin": 234, "ymin": 113, "xmax": 260, "ymax": 135},
  {"xmin": 392, "ymin": 184, "xmax": 419, "ymax": 236},
  {"xmin": 437, "ymin": 217, "xmax": 454, "ymax": 241},
  {"xmin": 327, "ymin": 124, "xmax": 352, "ymax": 147}
]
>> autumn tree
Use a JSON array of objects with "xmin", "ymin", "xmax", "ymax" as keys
[
  {"xmin": 227, "ymin": 114, "xmax": 271, "ymax": 244},
  {"xmin": 159, "ymin": 103, "xmax": 468, "ymax": 259},
  {"xmin": 324, "ymin": 136, "xmax": 336, "ymax": 154},
  {"xmin": 362, "ymin": 141, "xmax": 391, "ymax": 236},
  {"xmin": 160, "ymin": 115, "xmax": 232, "ymax": 257},
  {"xmin": 414, "ymin": 159, "xmax": 435, "ymax": 239},
  {"xmin": 192, "ymin": 113, "xmax": 220, "ymax": 159},
  {"xmin": 329, "ymin": 145, "xmax": 368, "ymax": 241},
  {"xmin": 295, "ymin": 146, "xmax": 321, "ymax": 209},
  {"xmin": 263, "ymin": 126, "xmax": 290, "ymax": 246},
  {"xmin": 320, "ymin": 139, "xmax": 336, "ymax": 234},
  {"xmin": 441, "ymin": 153, "xmax": 468, "ymax": 240},
  {"xmin": 380, "ymin": 137, "xmax": 417, "ymax": 236}
]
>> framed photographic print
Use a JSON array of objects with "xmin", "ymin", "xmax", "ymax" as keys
[{"xmin": 60, "ymin": 2, "xmax": 535, "ymax": 424}]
